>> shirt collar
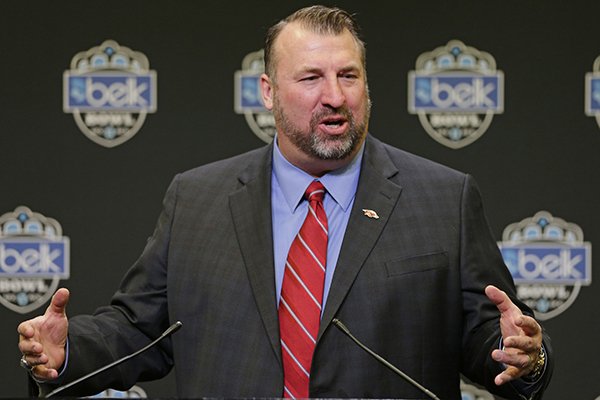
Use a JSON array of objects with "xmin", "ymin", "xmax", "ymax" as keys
[{"xmin": 272, "ymin": 134, "xmax": 364, "ymax": 213}]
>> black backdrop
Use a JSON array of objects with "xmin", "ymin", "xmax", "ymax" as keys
[{"xmin": 1, "ymin": 1, "xmax": 598, "ymax": 398}]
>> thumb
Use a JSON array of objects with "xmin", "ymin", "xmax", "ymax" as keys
[
  {"xmin": 485, "ymin": 285, "xmax": 513, "ymax": 313},
  {"xmin": 47, "ymin": 288, "xmax": 70, "ymax": 316}
]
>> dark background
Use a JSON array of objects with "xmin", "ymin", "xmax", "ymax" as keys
[{"xmin": 1, "ymin": 1, "xmax": 597, "ymax": 398}]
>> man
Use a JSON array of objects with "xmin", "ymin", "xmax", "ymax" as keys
[{"xmin": 18, "ymin": 5, "xmax": 552, "ymax": 399}]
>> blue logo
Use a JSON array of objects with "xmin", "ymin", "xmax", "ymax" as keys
[
  {"xmin": 63, "ymin": 40, "xmax": 157, "ymax": 148},
  {"xmin": 460, "ymin": 379, "xmax": 494, "ymax": 400},
  {"xmin": 0, "ymin": 206, "xmax": 70, "ymax": 314},
  {"xmin": 498, "ymin": 211, "xmax": 592, "ymax": 320},
  {"xmin": 410, "ymin": 75, "xmax": 503, "ymax": 112},
  {"xmin": 585, "ymin": 56, "xmax": 600, "ymax": 131},
  {"xmin": 89, "ymin": 385, "xmax": 147, "ymax": 398},
  {"xmin": 0, "ymin": 240, "xmax": 69, "ymax": 278},
  {"xmin": 233, "ymin": 49, "xmax": 275, "ymax": 143},
  {"xmin": 408, "ymin": 40, "xmax": 504, "ymax": 149},
  {"xmin": 585, "ymin": 77, "xmax": 600, "ymax": 114},
  {"xmin": 64, "ymin": 74, "xmax": 156, "ymax": 112},
  {"xmin": 235, "ymin": 74, "xmax": 265, "ymax": 111},
  {"xmin": 500, "ymin": 245, "xmax": 590, "ymax": 284}
]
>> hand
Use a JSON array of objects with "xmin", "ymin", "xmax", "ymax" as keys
[
  {"xmin": 17, "ymin": 288, "xmax": 70, "ymax": 381},
  {"xmin": 485, "ymin": 285, "xmax": 543, "ymax": 386}
]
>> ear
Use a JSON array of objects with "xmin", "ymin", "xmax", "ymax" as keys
[{"xmin": 260, "ymin": 73, "xmax": 274, "ymax": 110}]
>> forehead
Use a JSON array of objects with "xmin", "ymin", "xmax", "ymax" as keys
[{"xmin": 273, "ymin": 22, "xmax": 362, "ymax": 68}]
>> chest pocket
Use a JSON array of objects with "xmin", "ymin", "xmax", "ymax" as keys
[{"xmin": 384, "ymin": 251, "xmax": 448, "ymax": 277}]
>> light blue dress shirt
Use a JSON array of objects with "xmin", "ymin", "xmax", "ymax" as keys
[{"xmin": 271, "ymin": 137, "xmax": 364, "ymax": 313}]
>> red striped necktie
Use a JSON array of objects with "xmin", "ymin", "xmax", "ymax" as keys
[{"xmin": 279, "ymin": 180, "xmax": 328, "ymax": 399}]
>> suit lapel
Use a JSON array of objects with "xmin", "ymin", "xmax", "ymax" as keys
[
  {"xmin": 228, "ymin": 145, "xmax": 282, "ymax": 364},
  {"xmin": 319, "ymin": 137, "xmax": 403, "ymax": 338}
]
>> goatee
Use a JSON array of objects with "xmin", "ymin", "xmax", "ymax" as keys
[{"xmin": 273, "ymin": 97, "xmax": 370, "ymax": 161}]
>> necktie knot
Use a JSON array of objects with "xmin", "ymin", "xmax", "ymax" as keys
[{"xmin": 305, "ymin": 181, "xmax": 325, "ymax": 203}]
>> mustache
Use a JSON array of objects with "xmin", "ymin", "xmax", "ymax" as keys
[{"xmin": 310, "ymin": 105, "xmax": 354, "ymax": 125}]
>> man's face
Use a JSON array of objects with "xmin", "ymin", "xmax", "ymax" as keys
[{"xmin": 261, "ymin": 23, "xmax": 370, "ymax": 174}]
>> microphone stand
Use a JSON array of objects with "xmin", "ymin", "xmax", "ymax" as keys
[
  {"xmin": 332, "ymin": 318, "xmax": 440, "ymax": 400},
  {"xmin": 45, "ymin": 321, "xmax": 183, "ymax": 398}
]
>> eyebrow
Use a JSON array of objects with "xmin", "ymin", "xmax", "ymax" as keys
[{"xmin": 297, "ymin": 63, "xmax": 362, "ymax": 75}]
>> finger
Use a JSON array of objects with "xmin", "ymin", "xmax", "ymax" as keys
[
  {"xmin": 21, "ymin": 352, "xmax": 49, "ymax": 367},
  {"xmin": 515, "ymin": 315, "xmax": 542, "ymax": 336},
  {"xmin": 18, "ymin": 339, "xmax": 43, "ymax": 356},
  {"xmin": 17, "ymin": 321, "xmax": 34, "ymax": 339},
  {"xmin": 494, "ymin": 367, "xmax": 521, "ymax": 386},
  {"xmin": 17, "ymin": 315, "xmax": 44, "ymax": 339},
  {"xmin": 47, "ymin": 288, "xmax": 70, "ymax": 316},
  {"xmin": 485, "ymin": 285, "xmax": 514, "ymax": 313},
  {"xmin": 503, "ymin": 335, "xmax": 539, "ymax": 353},
  {"xmin": 31, "ymin": 365, "xmax": 59, "ymax": 381},
  {"xmin": 492, "ymin": 348, "xmax": 531, "ymax": 370}
]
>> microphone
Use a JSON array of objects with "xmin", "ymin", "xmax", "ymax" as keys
[
  {"xmin": 44, "ymin": 321, "xmax": 183, "ymax": 398},
  {"xmin": 331, "ymin": 318, "xmax": 440, "ymax": 400}
]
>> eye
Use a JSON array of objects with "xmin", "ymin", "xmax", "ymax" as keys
[{"xmin": 300, "ymin": 75, "xmax": 319, "ymax": 82}]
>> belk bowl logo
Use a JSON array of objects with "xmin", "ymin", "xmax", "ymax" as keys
[
  {"xmin": 234, "ymin": 49, "xmax": 275, "ymax": 143},
  {"xmin": 408, "ymin": 40, "xmax": 504, "ymax": 149},
  {"xmin": 63, "ymin": 40, "xmax": 157, "ymax": 148},
  {"xmin": 585, "ymin": 54, "xmax": 600, "ymax": 128},
  {"xmin": 0, "ymin": 206, "xmax": 70, "ymax": 314},
  {"xmin": 460, "ymin": 379, "xmax": 494, "ymax": 400},
  {"xmin": 498, "ymin": 211, "xmax": 591, "ymax": 320},
  {"xmin": 89, "ymin": 385, "xmax": 147, "ymax": 398}
]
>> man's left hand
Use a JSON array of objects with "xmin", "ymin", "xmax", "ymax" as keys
[{"xmin": 485, "ymin": 285, "xmax": 543, "ymax": 386}]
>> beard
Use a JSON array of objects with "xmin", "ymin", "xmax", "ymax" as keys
[{"xmin": 272, "ymin": 94, "xmax": 370, "ymax": 161}]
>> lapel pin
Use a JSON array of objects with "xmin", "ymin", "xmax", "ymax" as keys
[{"xmin": 362, "ymin": 209, "xmax": 379, "ymax": 219}]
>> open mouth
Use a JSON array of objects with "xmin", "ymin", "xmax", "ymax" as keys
[
  {"xmin": 324, "ymin": 119, "xmax": 344, "ymax": 126},
  {"xmin": 320, "ymin": 116, "xmax": 348, "ymax": 131}
]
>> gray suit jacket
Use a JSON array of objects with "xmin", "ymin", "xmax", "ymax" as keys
[{"xmin": 50, "ymin": 135, "xmax": 552, "ymax": 399}]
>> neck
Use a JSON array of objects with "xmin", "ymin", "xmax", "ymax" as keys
[{"xmin": 295, "ymin": 156, "xmax": 356, "ymax": 177}]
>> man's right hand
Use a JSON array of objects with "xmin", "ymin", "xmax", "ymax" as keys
[{"xmin": 17, "ymin": 288, "xmax": 70, "ymax": 381}]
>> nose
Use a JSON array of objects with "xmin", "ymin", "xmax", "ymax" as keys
[{"xmin": 320, "ymin": 78, "xmax": 346, "ymax": 108}]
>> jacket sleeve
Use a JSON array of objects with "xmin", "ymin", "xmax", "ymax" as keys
[
  {"xmin": 37, "ymin": 175, "xmax": 181, "ymax": 397},
  {"xmin": 458, "ymin": 174, "xmax": 553, "ymax": 400}
]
